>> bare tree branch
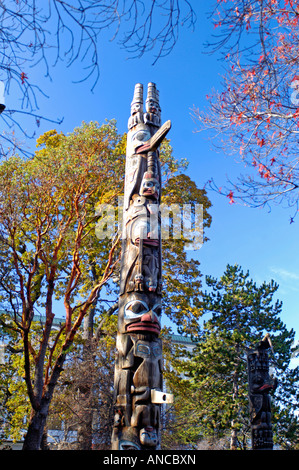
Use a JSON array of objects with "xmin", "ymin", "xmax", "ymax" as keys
[{"xmin": 0, "ymin": 1, "xmax": 196, "ymax": 153}]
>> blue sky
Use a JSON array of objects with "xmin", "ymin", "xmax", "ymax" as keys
[{"xmin": 3, "ymin": 2, "xmax": 299, "ymax": 351}]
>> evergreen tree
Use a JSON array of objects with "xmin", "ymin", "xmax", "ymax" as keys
[{"xmin": 164, "ymin": 265, "xmax": 298, "ymax": 449}]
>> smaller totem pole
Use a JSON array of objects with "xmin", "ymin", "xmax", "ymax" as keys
[{"xmin": 247, "ymin": 334, "xmax": 277, "ymax": 450}]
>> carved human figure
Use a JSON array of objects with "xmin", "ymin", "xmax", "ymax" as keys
[{"xmin": 247, "ymin": 334, "xmax": 277, "ymax": 450}]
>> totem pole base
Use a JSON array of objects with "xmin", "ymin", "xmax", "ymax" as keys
[{"xmin": 111, "ymin": 427, "xmax": 161, "ymax": 451}]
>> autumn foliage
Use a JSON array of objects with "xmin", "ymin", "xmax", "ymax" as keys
[{"xmin": 194, "ymin": 0, "xmax": 299, "ymax": 214}]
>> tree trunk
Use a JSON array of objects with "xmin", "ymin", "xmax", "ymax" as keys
[
  {"xmin": 77, "ymin": 411, "xmax": 93, "ymax": 450},
  {"xmin": 76, "ymin": 308, "xmax": 95, "ymax": 450},
  {"xmin": 41, "ymin": 427, "xmax": 50, "ymax": 450},
  {"xmin": 22, "ymin": 401, "xmax": 51, "ymax": 450},
  {"xmin": 230, "ymin": 422, "xmax": 238, "ymax": 450},
  {"xmin": 22, "ymin": 340, "xmax": 68, "ymax": 450}
]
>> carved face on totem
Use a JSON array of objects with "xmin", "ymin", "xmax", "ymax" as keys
[
  {"xmin": 131, "ymin": 101, "xmax": 142, "ymax": 115},
  {"xmin": 119, "ymin": 291, "xmax": 162, "ymax": 335},
  {"xmin": 130, "ymin": 83, "xmax": 143, "ymax": 115},
  {"xmin": 140, "ymin": 172, "xmax": 160, "ymax": 200},
  {"xmin": 146, "ymin": 97, "xmax": 160, "ymax": 115},
  {"xmin": 140, "ymin": 426, "xmax": 158, "ymax": 447},
  {"xmin": 250, "ymin": 371, "xmax": 271, "ymax": 394},
  {"xmin": 248, "ymin": 348, "xmax": 277, "ymax": 395}
]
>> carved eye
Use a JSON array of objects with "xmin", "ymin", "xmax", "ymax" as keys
[
  {"xmin": 131, "ymin": 130, "xmax": 150, "ymax": 142},
  {"xmin": 152, "ymin": 304, "xmax": 162, "ymax": 317},
  {"xmin": 133, "ymin": 195, "xmax": 146, "ymax": 206},
  {"xmin": 125, "ymin": 300, "xmax": 148, "ymax": 319}
]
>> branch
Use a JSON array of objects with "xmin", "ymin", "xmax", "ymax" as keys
[{"xmin": 94, "ymin": 302, "xmax": 118, "ymax": 342}]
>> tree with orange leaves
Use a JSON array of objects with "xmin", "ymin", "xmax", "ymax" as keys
[
  {"xmin": 193, "ymin": 0, "xmax": 299, "ymax": 218},
  {"xmin": 0, "ymin": 121, "xmax": 125, "ymax": 449},
  {"xmin": 0, "ymin": 119, "xmax": 211, "ymax": 450}
]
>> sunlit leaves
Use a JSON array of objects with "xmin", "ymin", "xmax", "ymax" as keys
[
  {"xmin": 194, "ymin": 0, "xmax": 299, "ymax": 212},
  {"xmin": 164, "ymin": 264, "xmax": 298, "ymax": 449}
]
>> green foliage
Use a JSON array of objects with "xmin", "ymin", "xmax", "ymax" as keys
[
  {"xmin": 0, "ymin": 120, "xmax": 127, "ymax": 445},
  {"xmin": 164, "ymin": 265, "xmax": 298, "ymax": 449},
  {"xmin": 161, "ymin": 174, "xmax": 212, "ymax": 334},
  {"xmin": 0, "ymin": 120, "xmax": 126, "ymax": 312},
  {"xmin": 0, "ymin": 119, "xmax": 212, "ymax": 447},
  {"xmin": 0, "ymin": 316, "xmax": 30, "ymax": 444}
]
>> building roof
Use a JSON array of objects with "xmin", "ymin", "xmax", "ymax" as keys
[{"xmin": 170, "ymin": 334, "xmax": 195, "ymax": 345}]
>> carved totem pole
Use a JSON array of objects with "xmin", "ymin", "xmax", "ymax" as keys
[
  {"xmin": 111, "ymin": 83, "xmax": 172, "ymax": 450},
  {"xmin": 247, "ymin": 334, "xmax": 277, "ymax": 450}
]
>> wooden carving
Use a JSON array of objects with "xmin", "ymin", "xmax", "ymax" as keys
[
  {"xmin": 111, "ymin": 83, "xmax": 172, "ymax": 450},
  {"xmin": 247, "ymin": 334, "xmax": 277, "ymax": 450}
]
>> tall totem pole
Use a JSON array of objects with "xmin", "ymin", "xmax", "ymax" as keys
[
  {"xmin": 247, "ymin": 334, "xmax": 277, "ymax": 450},
  {"xmin": 111, "ymin": 83, "xmax": 172, "ymax": 450}
]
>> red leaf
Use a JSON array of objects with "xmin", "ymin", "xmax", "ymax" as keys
[
  {"xmin": 20, "ymin": 72, "xmax": 28, "ymax": 85},
  {"xmin": 227, "ymin": 190, "xmax": 235, "ymax": 204}
]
